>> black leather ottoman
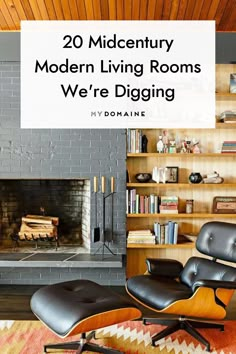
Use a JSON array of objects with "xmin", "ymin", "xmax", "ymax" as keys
[{"xmin": 31, "ymin": 279, "xmax": 141, "ymax": 353}]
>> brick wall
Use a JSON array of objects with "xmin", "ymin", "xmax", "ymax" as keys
[
  {"xmin": 0, "ymin": 62, "xmax": 127, "ymax": 285},
  {"xmin": 0, "ymin": 266, "xmax": 126, "ymax": 286}
]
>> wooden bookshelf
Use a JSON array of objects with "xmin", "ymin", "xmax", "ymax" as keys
[{"xmin": 126, "ymin": 64, "xmax": 236, "ymax": 278}]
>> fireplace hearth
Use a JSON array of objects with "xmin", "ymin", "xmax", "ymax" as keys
[{"xmin": 0, "ymin": 179, "xmax": 90, "ymax": 252}]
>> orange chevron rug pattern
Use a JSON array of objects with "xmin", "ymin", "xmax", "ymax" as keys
[{"xmin": 0, "ymin": 320, "xmax": 236, "ymax": 354}]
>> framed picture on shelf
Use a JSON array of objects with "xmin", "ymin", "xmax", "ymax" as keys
[{"xmin": 165, "ymin": 167, "xmax": 179, "ymax": 183}]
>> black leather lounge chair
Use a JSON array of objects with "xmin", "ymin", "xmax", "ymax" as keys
[
  {"xmin": 126, "ymin": 221, "xmax": 236, "ymax": 352},
  {"xmin": 31, "ymin": 279, "xmax": 141, "ymax": 353}
]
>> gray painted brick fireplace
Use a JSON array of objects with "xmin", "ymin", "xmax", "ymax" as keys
[{"xmin": 0, "ymin": 61, "xmax": 127, "ymax": 285}]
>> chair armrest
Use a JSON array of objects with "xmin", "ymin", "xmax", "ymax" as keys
[
  {"xmin": 192, "ymin": 279, "xmax": 236, "ymax": 293},
  {"xmin": 146, "ymin": 258, "xmax": 183, "ymax": 278}
]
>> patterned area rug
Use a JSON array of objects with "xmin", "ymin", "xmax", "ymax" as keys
[{"xmin": 0, "ymin": 320, "xmax": 236, "ymax": 354}]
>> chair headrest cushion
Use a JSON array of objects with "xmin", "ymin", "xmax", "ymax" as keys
[{"xmin": 196, "ymin": 221, "xmax": 236, "ymax": 262}]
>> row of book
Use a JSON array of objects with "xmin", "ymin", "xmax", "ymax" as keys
[
  {"xmin": 154, "ymin": 221, "xmax": 178, "ymax": 244},
  {"xmin": 126, "ymin": 190, "xmax": 179, "ymax": 214},
  {"xmin": 127, "ymin": 221, "xmax": 179, "ymax": 245},
  {"xmin": 127, "ymin": 229, "xmax": 156, "ymax": 244},
  {"xmin": 219, "ymin": 110, "xmax": 236, "ymax": 123},
  {"xmin": 221, "ymin": 140, "xmax": 236, "ymax": 153},
  {"xmin": 127, "ymin": 129, "xmax": 143, "ymax": 153},
  {"xmin": 160, "ymin": 196, "xmax": 178, "ymax": 214},
  {"xmin": 127, "ymin": 225, "xmax": 196, "ymax": 245}
]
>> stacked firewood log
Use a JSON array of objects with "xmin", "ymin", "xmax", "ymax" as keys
[{"xmin": 18, "ymin": 215, "xmax": 59, "ymax": 240}]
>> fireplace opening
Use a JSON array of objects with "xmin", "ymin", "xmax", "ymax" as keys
[{"xmin": 0, "ymin": 179, "xmax": 90, "ymax": 252}]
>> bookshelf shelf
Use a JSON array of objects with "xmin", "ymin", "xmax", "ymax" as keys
[
  {"xmin": 216, "ymin": 93, "xmax": 236, "ymax": 101},
  {"xmin": 127, "ymin": 243, "xmax": 195, "ymax": 249},
  {"xmin": 216, "ymin": 123, "xmax": 236, "ymax": 129},
  {"xmin": 127, "ymin": 152, "xmax": 236, "ymax": 157},
  {"xmin": 127, "ymin": 213, "xmax": 236, "ymax": 218},
  {"xmin": 127, "ymin": 183, "xmax": 236, "ymax": 188}
]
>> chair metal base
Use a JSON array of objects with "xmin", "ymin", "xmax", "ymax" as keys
[
  {"xmin": 44, "ymin": 331, "xmax": 124, "ymax": 354},
  {"xmin": 143, "ymin": 317, "xmax": 224, "ymax": 352}
]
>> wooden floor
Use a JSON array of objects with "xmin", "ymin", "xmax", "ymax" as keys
[{"xmin": 0, "ymin": 285, "xmax": 236, "ymax": 321}]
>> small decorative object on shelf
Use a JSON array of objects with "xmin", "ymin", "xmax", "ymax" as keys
[
  {"xmin": 180, "ymin": 140, "xmax": 187, "ymax": 153},
  {"xmin": 157, "ymin": 136, "xmax": 164, "ymax": 153},
  {"xmin": 169, "ymin": 140, "xmax": 176, "ymax": 153},
  {"xmin": 135, "ymin": 173, "xmax": 152, "ymax": 183},
  {"xmin": 162, "ymin": 130, "xmax": 169, "ymax": 153},
  {"xmin": 126, "ymin": 170, "xmax": 130, "ymax": 183},
  {"xmin": 152, "ymin": 166, "xmax": 159, "ymax": 183},
  {"xmin": 141, "ymin": 134, "xmax": 148, "ymax": 153},
  {"xmin": 185, "ymin": 137, "xmax": 192, "ymax": 153},
  {"xmin": 191, "ymin": 138, "xmax": 201, "ymax": 153},
  {"xmin": 186, "ymin": 199, "xmax": 194, "ymax": 214},
  {"xmin": 159, "ymin": 167, "xmax": 167, "ymax": 183},
  {"xmin": 152, "ymin": 166, "xmax": 179, "ymax": 184},
  {"xmin": 202, "ymin": 171, "xmax": 224, "ymax": 184},
  {"xmin": 192, "ymin": 143, "xmax": 200, "ymax": 153},
  {"xmin": 213, "ymin": 196, "xmax": 236, "ymax": 214},
  {"xmin": 230, "ymin": 73, "xmax": 236, "ymax": 93},
  {"xmin": 189, "ymin": 172, "xmax": 203, "ymax": 184}
]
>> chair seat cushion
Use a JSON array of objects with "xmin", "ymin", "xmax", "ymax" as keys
[
  {"xmin": 30, "ymin": 279, "xmax": 141, "ymax": 337},
  {"xmin": 127, "ymin": 275, "xmax": 192, "ymax": 311}
]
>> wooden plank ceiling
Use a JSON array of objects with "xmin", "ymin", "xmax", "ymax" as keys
[{"xmin": 0, "ymin": 0, "xmax": 236, "ymax": 31}]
